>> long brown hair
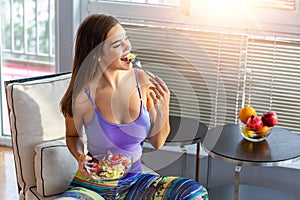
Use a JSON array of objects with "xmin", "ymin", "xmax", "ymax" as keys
[{"xmin": 60, "ymin": 14, "xmax": 119, "ymax": 117}]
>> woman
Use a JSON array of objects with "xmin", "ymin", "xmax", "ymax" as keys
[{"xmin": 57, "ymin": 14, "xmax": 208, "ymax": 200}]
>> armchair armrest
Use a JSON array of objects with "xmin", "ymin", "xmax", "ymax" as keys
[{"xmin": 34, "ymin": 140, "xmax": 77, "ymax": 197}]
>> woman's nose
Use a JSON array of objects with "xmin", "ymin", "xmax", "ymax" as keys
[{"xmin": 123, "ymin": 40, "xmax": 131, "ymax": 52}]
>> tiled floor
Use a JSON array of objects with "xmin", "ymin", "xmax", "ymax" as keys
[{"xmin": 0, "ymin": 146, "xmax": 19, "ymax": 199}]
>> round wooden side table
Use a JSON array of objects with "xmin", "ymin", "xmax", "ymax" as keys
[{"xmin": 202, "ymin": 124, "xmax": 300, "ymax": 200}]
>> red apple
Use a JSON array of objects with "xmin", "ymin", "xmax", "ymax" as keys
[
  {"xmin": 261, "ymin": 111, "xmax": 278, "ymax": 127},
  {"xmin": 246, "ymin": 115, "xmax": 263, "ymax": 131}
]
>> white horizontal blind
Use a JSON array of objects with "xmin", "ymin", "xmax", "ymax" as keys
[
  {"xmin": 125, "ymin": 24, "xmax": 247, "ymax": 128},
  {"xmin": 245, "ymin": 37, "xmax": 300, "ymax": 134},
  {"xmin": 248, "ymin": 0, "xmax": 296, "ymax": 10},
  {"xmin": 125, "ymin": 23, "xmax": 300, "ymax": 134}
]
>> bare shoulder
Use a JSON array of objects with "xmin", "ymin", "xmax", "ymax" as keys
[
  {"xmin": 72, "ymin": 88, "xmax": 92, "ymax": 117},
  {"xmin": 135, "ymin": 69, "xmax": 152, "ymax": 89}
]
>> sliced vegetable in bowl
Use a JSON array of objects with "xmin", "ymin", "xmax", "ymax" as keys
[{"xmin": 85, "ymin": 151, "xmax": 132, "ymax": 181}]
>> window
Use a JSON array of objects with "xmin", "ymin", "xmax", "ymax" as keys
[
  {"xmin": 1, "ymin": 0, "xmax": 56, "ymax": 77},
  {"xmin": 1, "ymin": 0, "xmax": 56, "ymax": 138}
]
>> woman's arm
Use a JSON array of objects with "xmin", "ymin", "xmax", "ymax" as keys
[
  {"xmin": 65, "ymin": 116, "xmax": 84, "ymax": 159},
  {"xmin": 147, "ymin": 76, "xmax": 171, "ymax": 149},
  {"xmin": 65, "ymin": 96, "xmax": 92, "ymax": 178}
]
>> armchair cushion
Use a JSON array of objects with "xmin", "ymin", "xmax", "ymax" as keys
[
  {"xmin": 5, "ymin": 72, "xmax": 71, "ymax": 199},
  {"xmin": 34, "ymin": 140, "xmax": 77, "ymax": 197}
]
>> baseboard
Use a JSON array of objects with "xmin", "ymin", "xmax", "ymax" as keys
[{"xmin": 0, "ymin": 136, "xmax": 12, "ymax": 147}]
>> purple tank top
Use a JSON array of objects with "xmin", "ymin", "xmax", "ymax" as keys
[{"xmin": 83, "ymin": 69, "xmax": 151, "ymax": 175}]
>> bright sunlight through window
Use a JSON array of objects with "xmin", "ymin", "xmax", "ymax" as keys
[
  {"xmin": 193, "ymin": 0, "xmax": 295, "ymax": 15},
  {"xmin": 95, "ymin": 0, "xmax": 181, "ymax": 6}
]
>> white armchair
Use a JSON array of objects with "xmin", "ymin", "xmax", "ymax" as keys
[
  {"xmin": 5, "ymin": 72, "xmax": 158, "ymax": 199},
  {"xmin": 5, "ymin": 72, "xmax": 77, "ymax": 199}
]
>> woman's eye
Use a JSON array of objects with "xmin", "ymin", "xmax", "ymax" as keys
[
  {"xmin": 112, "ymin": 36, "xmax": 129, "ymax": 48},
  {"xmin": 113, "ymin": 44, "xmax": 121, "ymax": 48}
]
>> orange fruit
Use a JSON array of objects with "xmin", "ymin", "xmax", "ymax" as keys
[
  {"xmin": 257, "ymin": 126, "xmax": 270, "ymax": 136},
  {"xmin": 239, "ymin": 105, "xmax": 257, "ymax": 124}
]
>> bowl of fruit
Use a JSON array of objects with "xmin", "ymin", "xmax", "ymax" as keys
[
  {"xmin": 84, "ymin": 151, "xmax": 132, "ymax": 181},
  {"xmin": 238, "ymin": 106, "xmax": 278, "ymax": 142}
]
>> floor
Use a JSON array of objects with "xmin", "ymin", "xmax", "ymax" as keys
[{"xmin": 0, "ymin": 146, "xmax": 19, "ymax": 199}]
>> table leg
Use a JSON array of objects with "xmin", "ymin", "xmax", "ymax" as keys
[
  {"xmin": 206, "ymin": 154, "xmax": 212, "ymax": 189},
  {"xmin": 180, "ymin": 145, "xmax": 187, "ymax": 178},
  {"xmin": 234, "ymin": 164, "xmax": 242, "ymax": 200},
  {"xmin": 195, "ymin": 143, "xmax": 200, "ymax": 182}
]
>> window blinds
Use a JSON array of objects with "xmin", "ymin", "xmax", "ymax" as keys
[
  {"xmin": 246, "ymin": 37, "xmax": 300, "ymax": 133},
  {"xmin": 125, "ymin": 24, "xmax": 248, "ymax": 128},
  {"xmin": 124, "ymin": 23, "xmax": 300, "ymax": 135}
]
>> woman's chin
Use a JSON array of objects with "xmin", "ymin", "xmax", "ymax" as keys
[{"xmin": 121, "ymin": 62, "xmax": 133, "ymax": 70}]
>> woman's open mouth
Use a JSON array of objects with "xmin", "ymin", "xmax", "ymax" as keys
[
  {"xmin": 120, "ymin": 57, "xmax": 130, "ymax": 64},
  {"xmin": 121, "ymin": 53, "xmax": 136, "ymax": 64}
]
